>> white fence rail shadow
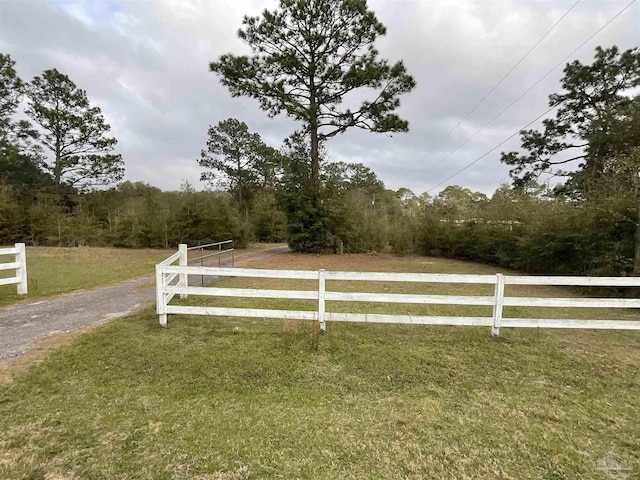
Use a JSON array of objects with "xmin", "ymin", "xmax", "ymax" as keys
[
  {"xmin": 0, "ymin": 243, "xmax": 28, "ymax": 295},
  {"xmin": 155, "ymin": 256, "xmax": 640, "ymax": 336}
]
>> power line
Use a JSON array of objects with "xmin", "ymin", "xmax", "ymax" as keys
[
  {"xmin": 425, "ymin": 105, "xmax": 557, "ymax": 193},
  {"xmin": 386, "ymin": 0, "xmax": 582, "ymax": 189},
  {"xmin": 409, "ymin": 0, "xmax": 637, "ymax": 193}
]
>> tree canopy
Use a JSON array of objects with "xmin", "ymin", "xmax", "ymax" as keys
[
  {"xmin": 198, "ymin": 118, "xmax": 279, "ymax": 205},
  {"xmin": 0, "ymin": 53, "xmax": 22, "ymax": 133},
  {"xmin": 210, "ymin": 0, "xmax": 416, "ymax": 186},
  {"xmin": 26, "ymin": 68, "xmax": 124, "ymax": 190},
  {"xmin": 0, "ymin": 53, "xmax": 49, "ymax": 190},
  {"xmin": 501, "ymin": 46, "xmax": 640, "ymax": 191}
]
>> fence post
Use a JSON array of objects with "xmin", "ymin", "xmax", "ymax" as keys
[
  {"xmin": 178, "ymin": 243, "xmax": 187, "ymax": 299},
  {"xmin": 16, "ymin": 243, "xmax": 27, "ymax": 295},
  {"xmin": 318, "ymin": 269, "xmax": 326, "ymax": 332},
  {"xmin": 200, "ymin": 247, "xmax": 205, "ymax": 287},
  {"xmin": 156, "ymin": 264, "xmax": 167, "ymax": 327},
  {"xmin": 492, "ymin": 273, "xmax": 505, "ymax": 338}
]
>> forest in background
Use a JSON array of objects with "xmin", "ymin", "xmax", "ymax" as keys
[
  {"xmin": 3, "ymin": 158, "xmax": 640, "ymax": 277},
  {"xmin": 1, "ymin": 0, "xmax": 639, "ymax": 278}
]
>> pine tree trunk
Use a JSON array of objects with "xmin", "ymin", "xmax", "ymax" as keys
[
  {"xmin": 309, "ymin": 66, "xmax": 319, "ymax": 191},
  {"xmin": 54, "ymin": 141, "xmax": 62, "ymax": 189},
  {"xmin": 634, "ymin": 200, "xmax": 640, "ymax": 276},
  {"xmin": 237, "ymin": 157, "xmax": 243, "ymax": 206},
  {"xmin": 310, "ymin": 126, "xmax": 319, "ymax": 188}
]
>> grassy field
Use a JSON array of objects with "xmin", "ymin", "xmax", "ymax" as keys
[
  {"xmin": 0, "ymin": 253, "xmax": 638, "ymax": 479},
  {"xmin": 0, "ymin": 247, "xmax": 175, "ymax": 307}
]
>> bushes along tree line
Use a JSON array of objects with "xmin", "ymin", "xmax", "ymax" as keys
[{"xmin": 1, "ymin": 0, "xmax": 639, "ymax": 277}]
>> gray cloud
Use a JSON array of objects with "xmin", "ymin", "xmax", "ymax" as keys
[{"xmin": 1, "ymin": 0, "xmax": 638, "ymax": 195}]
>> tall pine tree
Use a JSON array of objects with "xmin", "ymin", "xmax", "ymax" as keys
[
  {"xmin": 26, "ymin": 68, "xmax": 124, "ymax": 191},
  {"xmin": 210, "ymin": 0, "xmax": 415, "ymax": 189}
]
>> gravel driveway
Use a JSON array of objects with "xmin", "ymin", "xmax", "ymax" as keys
[{"xmin": 0, "ymin": 245, "xmax": 289, "ymax": 362}]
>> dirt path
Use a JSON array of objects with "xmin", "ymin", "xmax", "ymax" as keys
[{"xmin": 0, "ymin": 245, "xmax": 289, "ymax": 362}]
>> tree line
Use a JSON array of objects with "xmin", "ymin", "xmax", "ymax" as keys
[{"xmin": 1, "ymin": 0, "xmax": 639, "ymax": 278}]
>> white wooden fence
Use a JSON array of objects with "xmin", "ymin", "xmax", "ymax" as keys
[
  {"xmin": 0, "ymin": 243, "xmax": 28, "ymax": 295},
  {"xmin": 155, "ymin": 255, "xmax": 640, "ymax": 336},
  {"xmin": 155, "ymin": 242, "xmax": 235, "ymax": 319}
]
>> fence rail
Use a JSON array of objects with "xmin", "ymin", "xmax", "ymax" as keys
[
  {"xmin": 0, "ymin": 243, "xmax": 27, "ymax": 294},
  {"xmin": 187, "ymin": 240, "xmax": 234, "ymax": 266},
  {"xmin": 155, "ymin": 259, "xmax": 640, "ymax": 336},
  {"xmin": 155, "ymin": 242, "xmax": 234, "ymax": 314},
  {"xmin": 186, "ymin": 241, "xmax": 234, "ymax": 286}
]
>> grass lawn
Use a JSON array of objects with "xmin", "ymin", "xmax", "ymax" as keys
[
  {"xmin": 0, "ymin": 247, "xmax": 176, "ymax": 307},
  {"xmin": 0, "ymin": 253, "xmax": 638, "ymax": 479}
]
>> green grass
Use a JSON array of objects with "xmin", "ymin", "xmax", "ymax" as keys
[
  {"xmin": 0, "ymin": 253, "xmax": 638, "ymax": 479},
  {"xmin": 0, "ymin": 247, "xmax": 174, "ymax": 307}
]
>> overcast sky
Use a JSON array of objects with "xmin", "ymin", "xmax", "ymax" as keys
[{"xmin": 1, "ymin": 0, "xmax": 638, "ymax": 195}]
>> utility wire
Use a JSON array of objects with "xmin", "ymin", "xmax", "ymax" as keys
[
  {"xmin": 387, "ymin": 0, "xmax": 582, "ymax": 190},
  {"xmin": 410, "ymin": 0, "xmax": 637, "ymax": 193},
  {"xmin": 425, "ymin": 105, "xmax": 557, "ymax": 193}
]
